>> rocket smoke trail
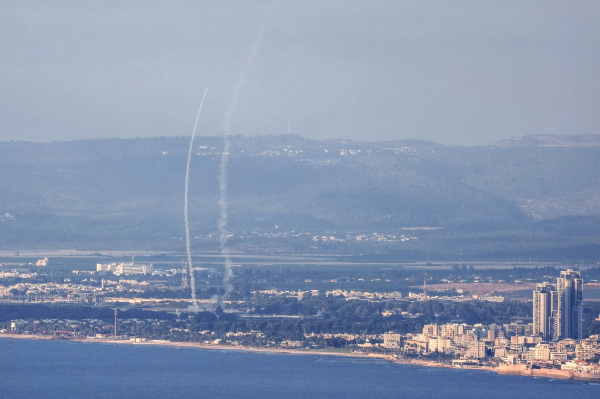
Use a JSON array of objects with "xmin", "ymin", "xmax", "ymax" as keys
[
  {"xmin": 185, "ymin": 87, "xmax": 209, "ymax": 311},
  {"xmin": 219, "ymin": 6, "xmax": 273, "ymax": 298}
]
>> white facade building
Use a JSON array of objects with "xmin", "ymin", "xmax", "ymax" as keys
[
  {"xmin": 96, "ymin": 262, "xmax": 153, "ymax": 276},
  {"xmin": 383, "ymin": 332, "xmax": 402, "ymax": 349}
]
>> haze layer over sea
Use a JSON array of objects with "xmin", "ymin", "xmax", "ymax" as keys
[{"xmin": 1, "ymin": 338, "xmax": 597, "ymax": 399}]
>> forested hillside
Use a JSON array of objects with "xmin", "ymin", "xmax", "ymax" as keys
[{"xmin": 0, "ymin": 134, "xmax": 598, "ymax": 260}]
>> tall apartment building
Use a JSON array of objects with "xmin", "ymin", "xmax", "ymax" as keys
[
  {"xmin": 465, "ymin": 340, "xmax": 486, "ymax": 359},
  {"xmin": 533, "ymin": 269, "xmax": 583, "ymax": 341},
  {"xmin": 533, "ymin": 282, "xmax": 555, "ymax": 340},
  {"xmin": 422, "ymin": 324, "xmax": 439, "ymax": 336},
  {"xmin": 440, "ymin": 323, "xmax": 459, "ymax": 339},
  {"xmin": 554, "ymin": 269, "xmax": 583, "ymax": 340}
]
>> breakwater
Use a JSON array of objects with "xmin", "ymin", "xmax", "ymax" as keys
[{"xmin": 498, "ymin": 364, "xmax": 600, "ymax": 382}]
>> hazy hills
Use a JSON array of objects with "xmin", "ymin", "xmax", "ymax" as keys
[
  {"xmin": 494, "ymin": 134, "xmax": 600, "ymax": 147},
  {"xmin": 0, "ymin": 134, "xmax": 598, "ymax": 260}
]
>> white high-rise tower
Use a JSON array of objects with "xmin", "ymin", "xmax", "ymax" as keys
[
  {"xmin": 533, "ymin": 282, "xmax": 554, "ymax": 340},
  {"xmin": 533, "ymin": 269, "xmax": 584, "ymax": 341},
  {"xmin": 553, "ymin": 269, "xmax": 584, "ymax": 340}
]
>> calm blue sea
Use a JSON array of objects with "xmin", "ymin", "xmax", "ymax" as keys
[{"xmin": 0, "ymin": 338, "xmax": 598, "ymax": 399}]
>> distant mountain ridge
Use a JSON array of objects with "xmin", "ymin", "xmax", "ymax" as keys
[
  {"xmin": 0, "ymin": 134, "xmax": 598, "ymax": 259},
  {"xmin": 494, "ymin": 134, "xmax": 600, "ymax": 147}
]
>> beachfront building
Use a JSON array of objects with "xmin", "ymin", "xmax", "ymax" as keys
[
  {"xmin": 529, "ymin": 343, "xmax": 551, "ymax": 361},
  {"xmin": 383, "ymin": 332, "xmax": 401, "ymax": 349},
  {"xmin": 464, "ymin": 340, "xmax": 486, "ymax": 359}
]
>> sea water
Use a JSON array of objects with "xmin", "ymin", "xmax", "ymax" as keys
[{"xmin": 0, "ymin": 338, "xmax": 597, "ymax": 399}]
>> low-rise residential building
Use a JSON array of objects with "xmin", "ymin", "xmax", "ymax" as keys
[{"xmin": 529, "ymin": 343, "xmax": 551, "ymax": 361}]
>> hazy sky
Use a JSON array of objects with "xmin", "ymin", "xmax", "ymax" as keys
[{"xmin": 1, "ymin": 1, "xmax": 599, "ymax": 145}]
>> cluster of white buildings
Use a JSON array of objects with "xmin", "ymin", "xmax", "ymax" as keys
[
  {"xmin": 379, "ymin": 269, "xmax": 599, "ymax": 374},
  {"xmin": 256, "ymin": 288, "xmax": 403, "ymax": 302},
  {"xmin": 312, "ymin": 233, "xmax": 417, "ymax": 243},
  {"xmin": 0, "ymin": 276, "xmax": 157, "ymax": 303},
  {"xmin": 0, "ymin": 270, "xmax": 37, "ymax": 279},
  {"xmin": 384, "ymin": 321, "xmax": 600, "ymax": 368},
  {"xmin": 96, "ymin": 262, "xmax": 153, "ymax": 276},
  {"xmin": 384, "ymin": 322, "xmax": 501, "ymax": 359},
  {"xmin": 0, "ymin": 281, "xmax": 102, "ymax": 303}
]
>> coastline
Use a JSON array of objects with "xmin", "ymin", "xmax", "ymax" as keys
[
  {"xmin": 0, "ymin": 333, "xmax": 375, "ymax": 359},
  {"xmin": 0, "ymin": 333, "xmax": 456, "ymax": 365},
  {"xmin": 1, "ymin": 333, "xmax": 598, "ymax": 383}
]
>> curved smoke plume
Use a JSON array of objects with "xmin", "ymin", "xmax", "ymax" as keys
[{"xmin": 185, "ymin": 87, "xmax": 209, "ymax": 311}]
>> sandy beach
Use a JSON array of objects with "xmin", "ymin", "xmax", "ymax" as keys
[
  {"xmin": 0, "ymin": 333, "xmax": 377, "ymax": 359},
  {"xmin": 0, "ymin": 333, "xmax": 490, "ymax": 373},
  {"xmin": 1, "ymin": 333, "xmax": 596, "ymax": 382}
]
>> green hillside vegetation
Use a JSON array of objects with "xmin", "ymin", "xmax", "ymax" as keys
[{"xmin": 0, "ymin": 135, "xmax": 598, "ymax": 260}]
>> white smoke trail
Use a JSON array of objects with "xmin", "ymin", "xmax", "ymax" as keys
[
  {"xmin": 185, "ymin": 87, "xmax": 209, "ymax": 311},
  {"xmin": 219, "ymin": 7, "xmax": 273, "ymax": 298}
]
